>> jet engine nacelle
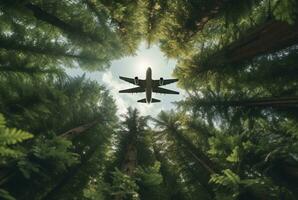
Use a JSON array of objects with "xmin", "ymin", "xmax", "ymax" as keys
[
  {"xmin": 159, "ymin": 77, "xmax": 164, "ymax": 86},
  {"xmin": 134, "ymin": 77, "xmax": 139, "ymax": 85}
]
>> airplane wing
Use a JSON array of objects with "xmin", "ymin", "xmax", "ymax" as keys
[
  {"xmin": 119, "ymin": 76, "xmax": 145, "ymax": 87},
  {"xmin": 119, "ymin": 87, "xmax": 145, "ymax": 93},
  {"xmin": 153, "ymin": 79, "xmax": 178, "ymax": 87},
  {"xmin": 153, "ymin": 87, "xmax": 179, "ymax": 94}
]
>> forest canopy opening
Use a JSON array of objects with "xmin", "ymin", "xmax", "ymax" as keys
[
  {"xmin": 0, "ymin": 0, "xmax": 298, "ymax": 200},
  {"xmin": 65, "ymin": 42, "xmax": 182, "ymax": 117}
]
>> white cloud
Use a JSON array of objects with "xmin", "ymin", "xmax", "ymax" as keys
[
  {"xmin": 102, "ymin": 71, "xmax": 128, "ymax": 116},
  {"xmin": 67, "ymin": 42, "xmax": 184, "ymax": 119}
]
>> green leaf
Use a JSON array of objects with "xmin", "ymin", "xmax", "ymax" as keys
[
  {"xmin": 0, "ymin": 128, "xmax": 33, "ymax": 145},
  {"xmin": 273, "ymin": 0, "xmax": 297, "ymax": 24},
  {"xmin": 136, "ymin": 162, "xmax": 163, "ymax": 186},
  {"xmin": 0, "ymin": 114, "xmax": 6, "ymax": 128},
  {"xmin": 0, "ymin": 147, "xmax": 23, "ymax": 158},
  {"xmin": 226, "ymin": 146, "xmax": 240, "ymax": 163},
  {"xmin": 223, "ymin": 169, "xmax": 240, "ymax": 184},
  {"xmin": 0, "ymin": 189, "xmax": 16, "ymax": 200}
]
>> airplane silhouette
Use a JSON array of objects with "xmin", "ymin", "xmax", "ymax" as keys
[{"xmin": 119, "ymin": 67, "xmax": 179, "ymax": 103}]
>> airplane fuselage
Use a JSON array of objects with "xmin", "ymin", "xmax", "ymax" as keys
[
  {"xmin": 119, "ymin": 67, "xmax": 178, "ymax": 103},
  {"xmin": 145, "ymin": 67, "xmax": 152, "ymax": 103}
]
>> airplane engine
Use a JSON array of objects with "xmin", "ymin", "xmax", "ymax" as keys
[
  {"xmin": 134, "ymin": 77, "xmax": 139, "ymax": 85},
  {"xmin": 159, "ymin": 77, "xmax": 164, "ymax": 85}
]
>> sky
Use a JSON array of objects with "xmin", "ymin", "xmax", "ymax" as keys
[{"xmin": 66, "ymin": 42, "xmax": 185, "ymax": 117}]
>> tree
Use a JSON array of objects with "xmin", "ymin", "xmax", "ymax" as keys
[
  {"xmin": 0, "ymin": 114, "xmax": 33, "ymax": 200},
  {"xmin": 105, "ymin": 108, "xmax": 164, "ymax": 200},
  {"xmin": 1, "ymin": 0, "xmax": 298, "ymax": 199},
  {"xmin": 0, "ymin": 72, "xmax": 118, "ymax": 199},
  {"xmin": 0, "ymin": 0, "xmax": 136, "ymax": 71},
  {"xmin": 153, "ymin": 111, "xmax": 217, "ymax": 199}
]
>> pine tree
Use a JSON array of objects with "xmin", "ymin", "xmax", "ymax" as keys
[
  {"xmin": 106, "ymin": 108, "xmax": 154, "ymax": 200},
  {"xmin": 0, "ymin": 0, "xmax": 137, "ymax": 71},
  {"xmin": 0, "ymin": 71, "xmax": 118, "ymax": 199},
  {"xmin": 1, "ymin": 0, "xmax": 298, "ymax": 199}
]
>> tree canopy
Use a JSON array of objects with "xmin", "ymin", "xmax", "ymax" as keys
[{"xmin": 0, "ymin": 0, "xmax": 298, "ymax": 199}]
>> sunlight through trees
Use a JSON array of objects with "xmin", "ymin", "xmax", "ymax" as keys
[{"xmin": 0, "ymin": 0, "xmax": 297, "ymax": 199}]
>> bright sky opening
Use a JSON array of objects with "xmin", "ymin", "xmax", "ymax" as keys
[{"xmin": 66, "ymin": 42, "xmax": 185, "ymax": 117}]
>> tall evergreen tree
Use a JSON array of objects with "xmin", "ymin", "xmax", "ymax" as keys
[
  {"xmin": 0, "ymin": 72, "xmax": 118, "ymax": 199},
  {"xmin": 1, "ymin": 0, "xmax": 298, "ymax": 199},
  {"xmin": 103, "ymin": 108, "xmax": 165, "ymax": 200}
]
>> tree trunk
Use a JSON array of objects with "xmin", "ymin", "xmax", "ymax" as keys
[
  {"xmin": 0, "ymin": 37, "xmax": 101, "ymax": 62},
  {"xmin": 115, "ymin": 142, "xmax": 137, "ymax": 200},
  {"xmin": 59, "ymin": 119, "xmax": 100, "ymax": 138},
  {"xmin": 24, "ymin": 3, "xmax": 103, "ymax": 44},
  {"xmin": 195, "ymin": 97, "xmax": 298, "ymax": 108},
  {"xmin": 121, "ymin": 143, "xmax": 137, "ymax": 176},
  {"xmin": 0, "ymin": 65, "xmax": 58, "ymax": 74},
  {"xmin": 186, "ymin": 0, "xmax": 225, "ymax": 38},
  {"xmin": 205, "ymin": 20, "xmax": 298, "ymax": 70},
  {"xmin": 171, "ymin": 128, "xmax": 218, "ymax": 175}
]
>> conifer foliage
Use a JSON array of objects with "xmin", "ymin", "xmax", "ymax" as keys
[{"xmin": 0, "ymin": 0, "xmax": 298, "ymax": 200}]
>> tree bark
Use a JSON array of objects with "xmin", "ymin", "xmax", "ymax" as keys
[
  {"xmin": 59, "ymin": 119, "xmax": 102, "ymax": 138},
  {"xmin": 0, "ymin": 65, "xmax": 58, "ymax": 74},
  {"xmin": 24, "ymin": 3, "xmax": 103, "ymax": 44},
  {"xmin": 186, "ymin": 0, "xmax": 225, "ymax": 38},
  {"xmin": 171, "ymin": 128, "xmax": 218, "ymax": 175},
  {"xmin": 205, "ymin": 20, "xmax": 298, "ymax": 70},
  {"xmin": 114, "ymin": 142, "xmax": 137, "ymax": 200},
  {"xmin": 0, "ymin": 37, "xmax": 102, "ymax": 62},
  {"xmin": 195, "ymin": 97, "xmax": 298, "ymax": 108},
  {"xmin": 121, "ymin": 143, "xmax": 137, "ymax": 176}
]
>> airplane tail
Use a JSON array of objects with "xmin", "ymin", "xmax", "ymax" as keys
[
  {"xmin": 151, "ymin": 98, "xmax": 160, "ymax": 103},
  {"xmin": 137, "ymin": 98, "xmax": 160, "ymax": 103},
  {"xmin": 137, "ymin": 98, "xmax": 147, "ymax": 103}
]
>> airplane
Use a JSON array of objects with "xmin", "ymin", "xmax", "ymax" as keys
[{"xmin": 119, "ymin": 67, "xmax": 179, "ymax": 103}]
